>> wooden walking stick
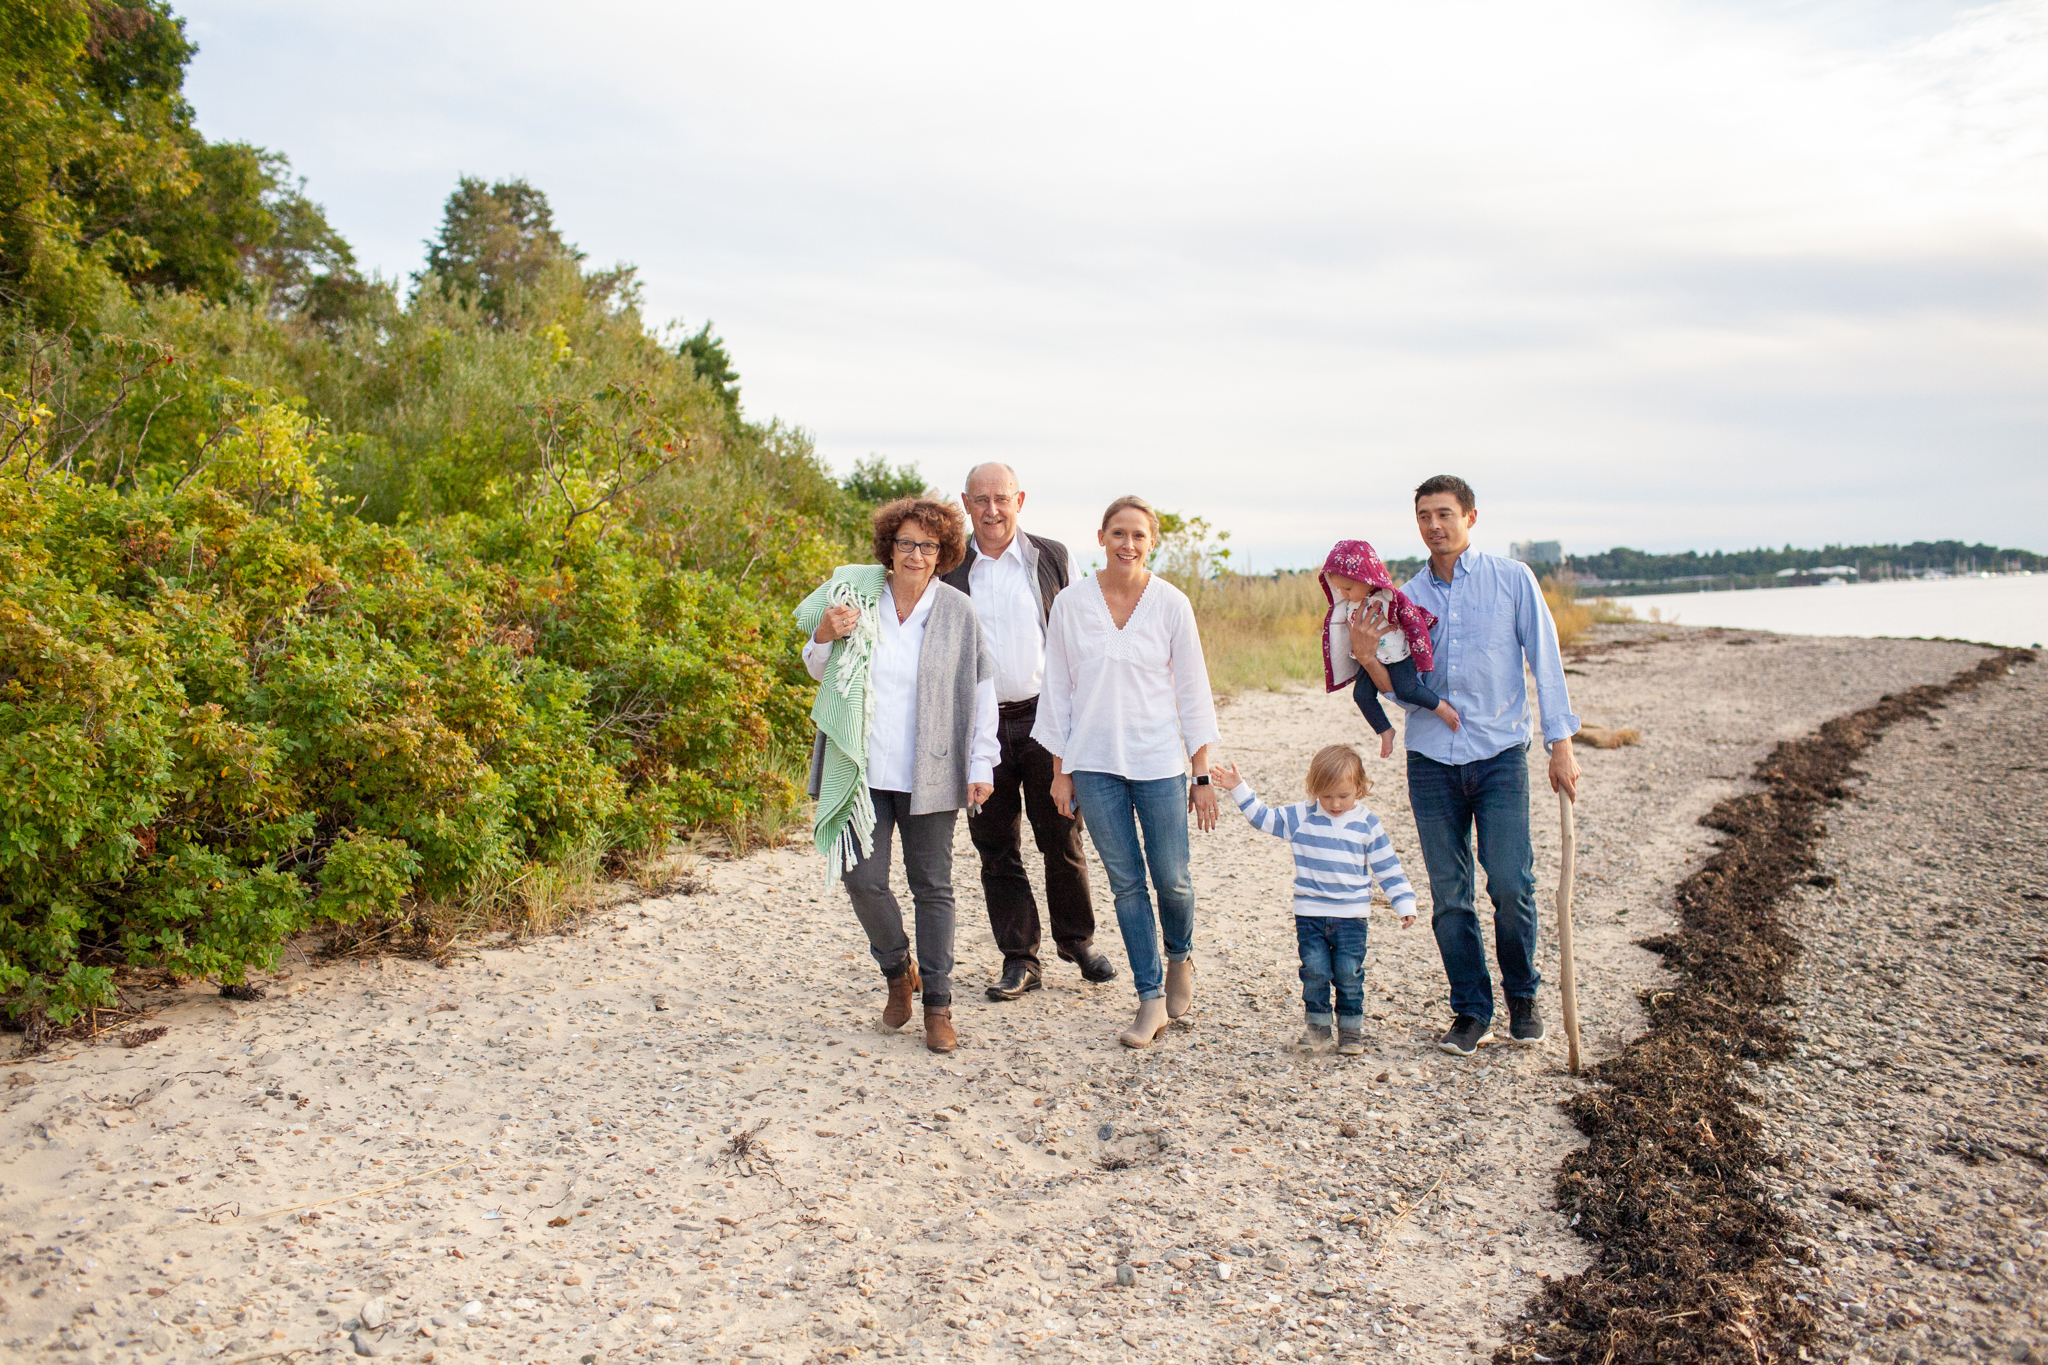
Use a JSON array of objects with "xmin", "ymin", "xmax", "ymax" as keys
[{"xmin": 1556, "ymin": 789, "xmax": 1582, "ymax": 1076}]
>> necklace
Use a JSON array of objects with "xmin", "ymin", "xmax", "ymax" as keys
[{"xmin": 892, "ymin": 577, "xmax": 922, "ymax": 622}]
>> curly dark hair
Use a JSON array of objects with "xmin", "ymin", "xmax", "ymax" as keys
[{"xmin": 871, "ymin": 496, "xmax": 968, "ymax": 575}]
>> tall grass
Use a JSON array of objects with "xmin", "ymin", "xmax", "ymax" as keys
[{"xmin": 1173, "ymin": 571, "xmax": 1329, "ymax": 693}]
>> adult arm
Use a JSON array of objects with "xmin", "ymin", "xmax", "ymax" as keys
[
  {"xmin": 1167, "ymin": 594, "xmax": 1222, "ymax": 760},
  {"xmin": 968, "ymin": 638, "xmax": 999, "ymax": 797},
  {"xmin": 1515, "ymin": 564, "xmax": 1583, "ymax": 799},
  {"xmin": 802, "ymin": 601, "xmax": 861, "ymax": 681},
  {"xmin": 1188, "ymin": 742, "xmax": 1218, "ymax": 830},
  {"xmin": 1165, "ymin": 595, "xmax": 1223, "ymax": 829},
  {"xmin": 1032, "ymin": 596, "xmax": 1079, "ymax": 816},
  {"xmin": 1347, "ymin": 608, "xmax": 1399, "ymax": 699}
]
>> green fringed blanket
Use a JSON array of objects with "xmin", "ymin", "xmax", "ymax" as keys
[{"xmin": 793, "ymin": 565, "xmax": 887, "ymax": 877}]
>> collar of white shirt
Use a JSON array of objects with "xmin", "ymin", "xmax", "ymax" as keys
[{"xmin": 976, "ymin": 532, "xmax": 1036, "ymax": 575}]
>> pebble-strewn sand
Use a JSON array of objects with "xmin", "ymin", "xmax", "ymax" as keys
[
  {"xmin": 1755, "ymin": 654, "xmax": 2045, "ymax": 1365},
  {"xmin": 0, "ymin": 625, "xmax": 1995, "ymax": 1365}
]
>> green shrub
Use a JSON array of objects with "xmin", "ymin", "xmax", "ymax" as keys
[
  {"xmin": 1, "ymin": 133, "xmax": 862, "ymax": 1023},
  {"xmin": 0, "ymin": 385, "xmax": 820, "ymax": 1021}
]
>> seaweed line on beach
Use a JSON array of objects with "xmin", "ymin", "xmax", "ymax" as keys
[{"xmin": 1497, "ymin": 645, "xmax": 2038, "ymax": 1365}]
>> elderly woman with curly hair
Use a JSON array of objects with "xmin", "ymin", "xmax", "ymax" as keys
[{"xmin": 794, "ymin": 497, "xmax": 998, "ymax": 1053}]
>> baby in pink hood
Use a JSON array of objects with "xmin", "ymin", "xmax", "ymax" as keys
[{"xmin": 1320, "ymin": 539, "xmax": 1462, "ymax": 754}]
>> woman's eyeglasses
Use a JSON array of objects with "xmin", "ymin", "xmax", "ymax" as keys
[{"xmin": 893, "ymin": 538, "xmax": 940, "ymax": 557}]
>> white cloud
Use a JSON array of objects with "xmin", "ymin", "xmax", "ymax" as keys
[{"xmin": 179, "ymin": 0, "xmax": 2048, "ymax": 563}]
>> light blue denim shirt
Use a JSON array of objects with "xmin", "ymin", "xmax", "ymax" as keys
[{"xmin": 1391, "ymin": 548, "xmax": 1580, "ymax": 764}]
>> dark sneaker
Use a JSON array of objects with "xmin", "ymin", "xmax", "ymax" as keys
[
  {"xmin": 1336, "ymin": 1027, "xmax": 1366, "ymax": 1056},
  {"xmin": 1507, "ymin": 996, "xmax": 1546, "ymax": 1043},
  {"xmin": 1438, "ymin": 1014, "xmax": 1489, "ymax": 1056}
]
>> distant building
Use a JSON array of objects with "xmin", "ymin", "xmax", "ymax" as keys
[{"xmin": 1510, "ymin": 540, "xmax": 1562, "ymax": 567}]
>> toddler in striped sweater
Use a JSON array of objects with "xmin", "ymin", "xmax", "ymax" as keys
[{"xmin": 1212, "ymin": 745, "xmax": 1417, "ymax": 1057}]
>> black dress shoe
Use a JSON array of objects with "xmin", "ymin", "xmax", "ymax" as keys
[
  {"xmin": 986, "ymin": 962, "xmax": 1042, "ymax": 1001},
  {"xmin": 1074, "ymin": 949, "xmax": 1118, "ymax": 984}
]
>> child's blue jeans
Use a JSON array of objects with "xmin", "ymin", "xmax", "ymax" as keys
[{"xmin": 1296, "ymin": 915, "xmax": 1370, "ymax": 1028}]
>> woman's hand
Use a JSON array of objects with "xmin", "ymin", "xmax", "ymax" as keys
[
  {"xmin": 1190, "ymin": 780, "xmax": 1219, "ymax": 831},
  {"xmin": 1050, "ymin": 770, "xmax": 1076, "ymax": 818},
  {"xmin": 813, "ymin": 603, "xmax": 860, "ymax": 644}
]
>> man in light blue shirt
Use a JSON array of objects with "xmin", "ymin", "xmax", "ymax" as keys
[{"xmin": 1354, "ymin": 475, "xmax": 1582, "ymax": 1057}]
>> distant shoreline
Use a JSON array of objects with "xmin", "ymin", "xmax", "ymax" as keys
[
  {"xmin": 1583, "ymin": 568, "xmax": 2038, "ymax": 598},
  {"xmin": 1616, "ymin": 573, "xmax": 2048, "ymax": 650}
]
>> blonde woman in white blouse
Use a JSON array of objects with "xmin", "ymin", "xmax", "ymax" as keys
[{"xmin": 1033, "ymin": 496, "xmax": 1222, "ymax": 1048}]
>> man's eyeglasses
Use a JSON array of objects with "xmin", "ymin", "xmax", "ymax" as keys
[{"xmin": 893, "ymin": 538, "xmax": 940, "ymax": 557}]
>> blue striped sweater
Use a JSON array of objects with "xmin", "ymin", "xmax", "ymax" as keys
[{"xmin": 1227, "ymin": 782, "xmax": 1418, "ymax": 919}]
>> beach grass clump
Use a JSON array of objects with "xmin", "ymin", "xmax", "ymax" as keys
[
  {"xmin": 1175, "ymin": 570, "xmax": 1327, "ymax": 694},
  {"xmin": 1541, "ymin": 573, "xmax": 1596, "ymax": 646}
]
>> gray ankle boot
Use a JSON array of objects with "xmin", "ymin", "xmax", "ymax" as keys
[
  {"xmin": 1296, "ymin": 1020, "xmax": 1333, "ymax": 1052},
  {"xmin": 1336, "ymin": 1026, "xmax": 1365, "ymax": 1056}
]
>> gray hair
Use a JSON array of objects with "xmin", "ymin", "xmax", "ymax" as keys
[{"xmin": 962, "ymin": 462, "xmax": 1019, "ymax": 494}]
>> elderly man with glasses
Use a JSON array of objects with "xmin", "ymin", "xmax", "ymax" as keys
[{"xmin": 940, "ymin": 463, "xmax": 1116, "ymax": 1000}]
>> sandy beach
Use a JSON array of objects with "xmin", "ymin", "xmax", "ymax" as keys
[{"xmin": 1, "ymin": 624, "xmax": 2025, "ymax": 1365}]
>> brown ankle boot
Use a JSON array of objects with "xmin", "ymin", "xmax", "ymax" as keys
[
  {"xmin": 923, "ymin": 1006, "xmax": 956, "ymax": 1054},
  {"xmin": 881, "ymin": 960, "xmax": 920, "ymax": 1032}
]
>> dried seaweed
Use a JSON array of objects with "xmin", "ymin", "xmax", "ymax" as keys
[{"xmin": 1498, "ymin": 647, "xmax": 2035, "ymax": 1365}]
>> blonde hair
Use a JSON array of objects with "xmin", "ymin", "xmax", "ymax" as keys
[
  {"xmin": 1306, "ymin": 744, "xmax": 1370, "ymax": 799},
  {"xmin": 1099, "ymin": 495, "xmax": 1160, "ymax": 538}
]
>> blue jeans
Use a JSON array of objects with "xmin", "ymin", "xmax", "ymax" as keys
[
  {"xmin": 1071, "ymin": 772, "xmax": 1195, "ymax": 1001},
  {"xmin": 1407, "ymin": 745, "xmax": 1541, "ymax": 1025},
  {"xmin": 1296, "ymin": 915, "xmax": 1370, "ymax": 1028}
]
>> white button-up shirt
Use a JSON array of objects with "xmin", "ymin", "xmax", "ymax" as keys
[
  {"xmin": 967, "ymin": 534, "xmax": 1045, "ymax": 704},
  {"xmin": 802, "ymin": 582, "xmax": 998, "ymax": 793}
]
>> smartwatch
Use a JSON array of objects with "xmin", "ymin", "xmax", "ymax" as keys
[{"xmin": 1192, "ymin": 774, "xmax": 1212, "ymax": 786}]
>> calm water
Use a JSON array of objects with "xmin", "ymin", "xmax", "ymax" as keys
[{"xmin": 1622, "ymin": 575, "xmax": 2048, "ymax": 649}]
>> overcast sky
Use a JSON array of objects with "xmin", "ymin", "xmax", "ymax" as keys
[{"xmin": 178, "ymin": 0, "xmax": 2046, "ymax": 568}]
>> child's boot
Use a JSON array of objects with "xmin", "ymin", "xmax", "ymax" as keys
[
  {"xmin": 1296, "ymin": 1014, "xmax": 1333, "ymax": 1052},
  {"xmin": 1337, "ymin": 1026, "xmax": 1366, "ymax": 1056}
]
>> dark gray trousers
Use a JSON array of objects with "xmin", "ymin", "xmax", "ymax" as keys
[{"xmin": 843, "ymin": 788, "xmax": 958, "ymax": 1006}]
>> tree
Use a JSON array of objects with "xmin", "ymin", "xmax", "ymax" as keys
[
  {"xmin": 0, "ymin": 0, "xmax": 364, "ymax": 328},
  {"xmin": 840, "ymin": 455, "xmax": 928, "ymax": 506},
  {"xmin": 677, "ymin": 321, "xmax": 739, "ymax": 415},
  {"xmin": 420, "ymin": 177, "xmax": 633, "ymax": 323}
]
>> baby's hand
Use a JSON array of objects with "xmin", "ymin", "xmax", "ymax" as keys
[
  {"xmin": 1378, "ymin": 730, "xmax": 1395, "ymax": 759},
  {"xmin": 1399, "ymin": 913, "xmax": 1416, "ymax": 931},
  {"xmin": 1435, "ymin": 700, "xmax": 1462, "ymax": 732},
  {"xmin": 1210, "ymin": 760, "xmax": 1243, "ymax": 792}
]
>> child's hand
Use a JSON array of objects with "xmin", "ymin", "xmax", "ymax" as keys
[
  {"xmin": 1435, "ymin": 700, "xmax": 1461, "ymax": 732},
  {"xmin": 1210, "ymin": 760, "xmax": 1243, "ymax": 792},
  {"xmin": 1399, "ymin": 913, "xmax": 1416, "ymax": 930},
  {"xmin": 1377, "ymin": 730, "xmax": 1395, "ymax": 759}
]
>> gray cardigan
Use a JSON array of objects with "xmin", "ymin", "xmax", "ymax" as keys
[{"xmin": 807, "ymin": 579, "xmax": 995, "ymax": 816}]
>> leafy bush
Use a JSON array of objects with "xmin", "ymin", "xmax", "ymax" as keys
[
  {"xmin": 0, "ymin": 373, "xmax": 823, "ymax": 1023},
  {"xmin": 0, "ymin": 12, "xmax": 875, "ymax": 1026}
]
